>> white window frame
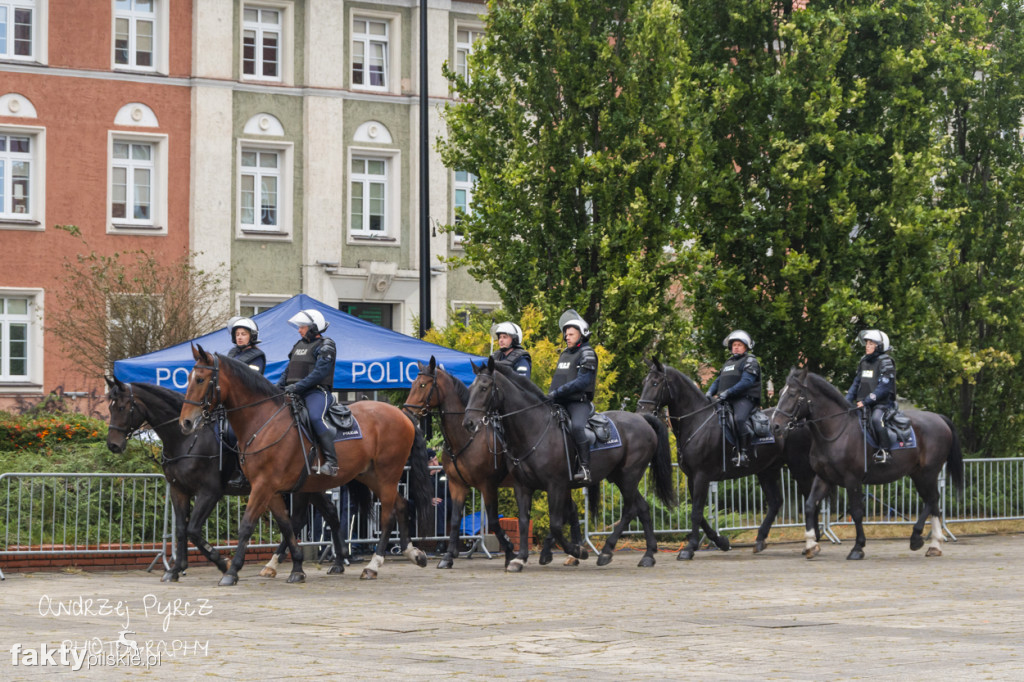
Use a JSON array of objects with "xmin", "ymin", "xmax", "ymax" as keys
[
  {"xmin": 112, "ymin": 0, "xmax": 168, "ymax": 74},
  {"xmin": 0, "ymin": 124, "xmax": 44, "ymax": 231},
  {"xmin": 454, "ymin": 25, "xmax": 483, "ymax": 84},
  {"xmin": 349, "ymin": 9, "xmax": 401, "ymax": 95},
  {"xmin": 452, "ymin": 169, "xmax": 477, "ymax": 247},
  {"xmin": 0, "ymin": 288, "xmax": 42, "ymax": 390},
  {"xmin": 241, "ymin": 2, "xmax": 293, "ymax": 84},
  {"xmin": 0, "ymin": 0, "xmax": 38, "ymax": 62},
  {"xmin": 348, "ymin": 149, "xmax": 399, "ymax": 243},
  {"xmin": 237, "ymin": 139, "xmax": 293, "ymax": 240},
  {"xmin": 107, "ymin": 131, "xmax": 167, "ymax": 235},
  {"xmin": 351, "ymin": 16, "xmax": 389, "ymax": 92}
]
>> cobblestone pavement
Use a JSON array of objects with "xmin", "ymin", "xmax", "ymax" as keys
[{"xmin": 2, "ymin": 534, "xmax": 1022, "ymax": 679}]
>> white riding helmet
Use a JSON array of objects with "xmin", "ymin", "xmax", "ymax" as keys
[
  {"xmin": 558, "ymin": 309, "xmax": 590, "ymax": 339},
  {"xmin": 493, "ymin": 321, "xmax": 524, "ymax": 346},
  {"xmin": 723, "ymin": 329, "xmax": 754, "ymax": 350},
  {"xmin": 857, "ymin": 329, "xmax": 891, "ymax": 352},
  {"xmin": 227, "ymin": 316, "xmax": 260, "ymax": 343},
  {"xmin": 288, "ymin": 309, "xmax": 329, "ymax": 334}
]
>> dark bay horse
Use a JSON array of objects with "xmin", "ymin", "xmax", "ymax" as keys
[
  {"xmin": 771, "ymin": 368, "xmax": 964, "ymax": 560},
  {"xmin": 179, "ymin": 346, "xmax": 432, "ymax": 586},
  {"xmin": 104, "ymin": 377, "xmax": 356, "ymax": 582},
  {"xmin": 637, "ymin": 358, "xmax": 819, "ymax": 559},
  {"xmin": 402, "ymin": 357, "xmax": 583, "ymax": 569},
  {"xmin": 463, "ymin": 358, "xmax": 677, "ymax": 571}
]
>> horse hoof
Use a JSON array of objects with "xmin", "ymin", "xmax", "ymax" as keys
[
  {"xmin": 414, "ymin": 550, "xmax": 428, "ymax": 568},
  {"xmin": 846, "ymin": 548, "xmax": 865, "ymax": 560},
  {"xmin": 677, "ymin": 549, "xmax": 694, "ymax": 561},
  {"xmin": 638, "ymin": 555, "xmax": 656, "ymax": 568},
  {"xmin": 258, "ymin": 567, "xmax": 277, "ymax": 579},
  {"xmin": 160, "ymin": 572, "xmax": 178, "ymax": 582},
  {"xmin": 804, "ymin": 545, "xmax": 820, "ymax": 559},
  {"xmin": 926, "ymin": 547, "xmax": 942, "ymax": 557},
  {"xmin": 436, "ymin": 557, "xmax": 454, "ymax": 569},
  {"xmin": 286, "ymin": 572, "xmax": 306, "ymax": 584},
  {"xmin": 715, "ymin": 537, "xmax": 731, "ymax": 552},
  {"xmin": 753, "ymin": 540, "xmax": 766, "ymax": 554},
  {"xmin": 578, "ymin": 549, "xmax": 589, "ymax": 561},
  {"xmin": 596, "ymin": 553, "xmax": 612, "ymax": 567},
  {"xmin": 327, "ymin": 564, "xmax": 345, "ymax": 575},
  {"xmin": 218, "ymin": 574, "xmax": 239, "ymax": 587},
  {"xmin": 909, "ymin": 535, "xmax": 924, "ymax": 551},
  {"xmin": 539, "ymin": 551, "xmax": 553, "ymax": 566},
  {"xmin": 506, "ymin": 559, "xmax": 525, "ymax": 573},
  {"xmin": 359, "ymin": 569, "xmax": 378, "ymax": 580},
  {"xmin": 564, "ymin": 556, "xmax": 580, "ymax": 567}
]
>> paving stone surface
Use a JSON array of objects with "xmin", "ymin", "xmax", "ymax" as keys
[{"xmin": 1, "ymin": 534, "xmax": 1022, "ymax": 679}]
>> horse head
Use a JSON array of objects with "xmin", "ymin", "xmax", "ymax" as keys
[
  {"xmin": 180, "ymin": 344, "xmax": 221, "ymax": 434},
  {"xmin": 404, "ymin": 356, "xmax": 442, "ymax": 418},
  {"xmin": 770, "ymin": 367, "xmax": 811, "ymax": 436},
  {"xmin": 462, "ymin": 356, "xmax": 497, "ymax": 434},
  {"xmin": 637, "ymin": 357, "xmax": 670, "ymax": 415},
  {"xmin": 105, "ymin": 375, "xmax": 139, "ymax": 453}
]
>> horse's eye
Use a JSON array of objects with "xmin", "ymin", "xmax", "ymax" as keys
[{"xmin": 196, "ymin": 378, "xmax": 204, "ymax": 384}]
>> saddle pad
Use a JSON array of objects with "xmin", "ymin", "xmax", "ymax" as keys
[
  {"xmin": 298, "ymin": 415, "xmax": 363, "ymax": 444},
  {"xmin": 865, "ymin": 425, "xmax": 917, "ymax": 451},
  {"xmin": 591, "ymin": 419, "xmax": 623, "ymax": 452},
  {"xmin": 723, "ymin": 427, "xmax": 775, "ymax": 447}
]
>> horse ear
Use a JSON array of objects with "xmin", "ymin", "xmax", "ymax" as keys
[
  {"xmin": 487, "ymin": 355, "xmax": 495, "ymax": 372},
  {"xmin": 104, "ymin": 375, "xmax": 116, "ymax": 389},
  {"xmin": 195, "ymin": 344, "xmax": 210, "ymax": 363},
  {"xmin": 191, "ymin": 343, "xmax": 201, "ymax": 360},
  {"xmin": 470, "ymin": 360, "xmax": 480, "ymax": 375},
  {"xmin": 429, "ymin": 355, "xmax": 436, "ymax": 372},
  {"xmin": 653, "ymin": 357, "xmax": 664, "ymax": 372}
]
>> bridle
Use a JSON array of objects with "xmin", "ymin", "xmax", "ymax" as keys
[
  {"xmin": 637, "ymin": 368, "xmax": 716, "ymax": 422},
  {"xmin": 108, "ymin": 383, "xmax": 179, "ymax": 439},
  {"xmin": 775, "ymin": 379, "xmax": 857, "ymax": 442},
  {"xmin": 401, "ymin": 369, "xmax": 442, "ymax": 418},
  {"xmin": 464, "ymin": 370, "xmax": 559, "ymax": 469},
  {"xmin": 182, "ymin": 355, "xmax": 222, "ymax": 422}
]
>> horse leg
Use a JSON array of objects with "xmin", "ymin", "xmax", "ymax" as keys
[
  {"xmin": 392, "ymin": 493, "xmax": 428, "ymax": 569},
  {"xmin": 846, "ymin": 484, "xmax": 867, "ymax": 560},
  {"xmin": 308, "ymin": 492, "xmax": 347, "ymax": 575},
  {"xmin": 266, "ymin": 495, "xmax": 306, "ymax": 583},
  {"xmin": 262, "ymin": 496, "xmax": 309, "ymax": 579},
  {"xmin": 506, "ymin": 484, "xmax": 533, "ymax": 573},
  {"xmin": 679, "ymin": 474, "xmax": 709, "ymax": 560},
  {"xmin": 361, "ymin": 491, "xmax": 395, "ymax": 580},
  {"xmin": 438, "ymin": 480, "xmax": 469, "ymax": 570},
  {"xmin": 700, "ymin": 518, "xmax": 731, "ymax": 552},
  {"xmin": 546, "ymin": 488, "xmax": 583, "ymax": 561},
  {"xmin": 596, "ymin": 493, "xmax": 638, "ymax": 567},
  {"xmin": 635, "ymin": 496, "xmax": 659, "ymax": 568},
  {"xmin": 563, "ymin": 498, "xmax": 583, "ymax": 567},
  {"xmin": 803, "ymin": 476, "xmax": 831, "ymax": 559},
  {"xmin": 910, "ymin": 474, "xmax": 945, "ymax": 557},
  {"xmin": 482, "ymin": 482, "xmax": 516, "ymax": 568},
  {"xmin": 754, "ymin": 470, "xmax": 784, "ymax": 554},
  {"xmin": 183, "ymin": 490, "xmax": 230, "ymax": 576},
  {"xmin": 219, "ymin": 487, "xmax": 276, "ymax": 586},
  {"xmin": 926, "ymin": 514, "xmax": 945, "ymax": 557}
]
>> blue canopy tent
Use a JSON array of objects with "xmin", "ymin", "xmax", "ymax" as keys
[{"xmin": 113, "ymin": 294, "xmax": 485, "ymax": 392}]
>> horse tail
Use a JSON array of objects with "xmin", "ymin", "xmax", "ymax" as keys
[
  {"xmin": 641, "ymin": 413, "xmax": 678, "ymax": 508},
  {"xmin": 406, "ymin": 425, "xmax": 434, "ymax": 536},
  {"xmin": 940, "ymin": 415, "xmax": 965, "ymax": 494},
  {"xmin": 346, "ymin": 479, "xmax": 373, "ymax": 519}
]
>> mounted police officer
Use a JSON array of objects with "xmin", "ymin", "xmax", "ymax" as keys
[
  {"xmin": 276, "ymin": 309, "xmax": 341, "ymax": 476},
  {"xmin": 224, "ymin": 316, "xmax": 266, "ymax": 489},
  {"xmin": 547, "ymin": 310, "xmax": 598, "ymax": 484},
  {"xmin": 490, "ymin": 321, "xmax": 532, "ymax": 380},
  {"xmin": 846, "ymin": 329, "xmax": 896, "ymax": 464},
  {"xmin": 705, "ymin": 330, "xmax": 761, "ymax": 467},
  {"xmin": 226, "ymin": 316, "xmax": 266, "ymax": 374}
]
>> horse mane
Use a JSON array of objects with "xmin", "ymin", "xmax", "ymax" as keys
[
  {"xmin": 492, "ymin": 362, "xmax": 548, "ymax": 401},
  {"xmin": 127, "ymin": 382, "xmax": 187, "ymax": 425},
  {"xmin": 216, "ymin": 353, "xmax": 284, "ymax": 403},
  {"xmin": 446, "ymin": 372, "xmax": 471, "ymax": 404},
  {"xmin": 664, "ymin": 364, "xmax": 705, "ymax": 397},
  {"xmin": 801, "ymin": 369, "xmax": 848, "ymax": 403}
]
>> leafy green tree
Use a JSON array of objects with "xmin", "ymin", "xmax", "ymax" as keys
[
  {"xmin": 678, "ymin": 0, "xmax": 954, "ymax": 391},
  {"xmin": 439, "ymin": 0, "xmax": 703, "ymax": 397},
  {"xmin": 912, "ymin": 1, "xmax": 1024, "ymax": 455}
]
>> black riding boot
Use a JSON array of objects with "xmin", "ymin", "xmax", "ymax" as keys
[
  {"xmin": 573, "ymin": 440, "xmax": 592, "ymax": 484},
  {"xmin": 732, "ymin": 432, "xmax": 751, "ymax": 467},
  {"xmin": 226, "ymin": 467, "xmax": 249, "ymax": 491},
  {"xmin": 315, "ymin": 429, "xmax": 339, "ymax": 476}
]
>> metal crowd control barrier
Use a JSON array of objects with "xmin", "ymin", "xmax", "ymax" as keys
[
  {"xmin": 3, "ymin": 459, "xmax": 1023, "ymax": 573},
  {"xmin": 0, "ymin": 472, "xmax": 169, "ymax": 575}
]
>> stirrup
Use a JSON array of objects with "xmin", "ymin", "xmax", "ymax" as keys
[
  {"xmin": 316, "ymin": 460, "xmax": 338, "ymax": 476},
  {"xmin": 573, "ymin": 466, "xmax": 592, "ymax": 484},
  {"xmin": 731, "ymin": 452, "xmax": 750, "ymax": 467},
  {"xmin": 873, "ymin": 449, "xmax": 891, "ymax": 464}
]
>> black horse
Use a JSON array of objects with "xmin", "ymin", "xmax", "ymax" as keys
[
  {"xmin": 463, "ymin": 358, "xmax": 677, "ymax": 571},
  {"xmin": 104, "ymin": 377, "xmax": 359, "ymax": 582},
  {"xmin": 636, "ymin": 358, "xmax": 820, "ymax": 559},
  {"xmin": 771, "ymin": 368, "xmax": 964, "ymax": 560}
]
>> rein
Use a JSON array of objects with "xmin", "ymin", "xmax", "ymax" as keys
[
  {"xmin": 401, "ymin": 369, "xmax": 482, "ymax": 482},
  {"xmin": 777, "ymin": 381, "xmax": 858, "ymax": 443},
  {"xmin": 639, "ymin": 371, "xmax": 716, "ymax": 421},
  {"xmin": 469, "ymin": 377, "xmax": 556, "ymax": 469}
]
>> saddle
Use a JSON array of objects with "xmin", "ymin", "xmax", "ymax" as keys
[
  {"xmin": 289, "ymin": 397, "xmax": 355, "ymax": 452},
  {"xmin": 721, "ymin": 406, "xmax": 775, "ymax": 446},
  {"xmin": 553, "ymin": 405, "xmax": 619, "ymax": 448},
  {"xmin": 860, "ymin": 405, "xmax": 916, "ymax": 450}
]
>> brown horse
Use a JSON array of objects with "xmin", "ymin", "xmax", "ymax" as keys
[{"xmin": 179, "ymin": 345, "xmax": 432, "ymax": 586}]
